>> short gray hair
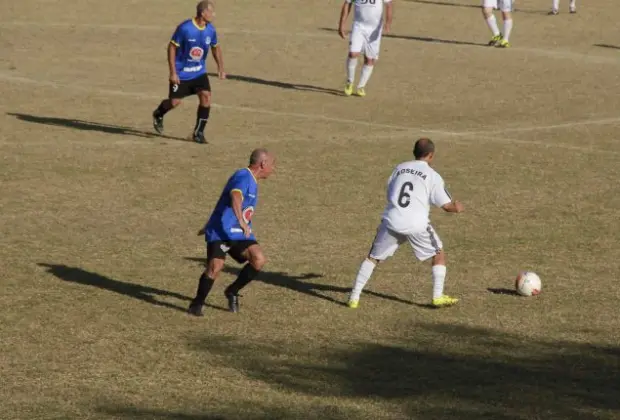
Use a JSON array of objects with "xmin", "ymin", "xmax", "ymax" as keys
[{"xmin": 249, "ymin": 148, "xmax": 269, "ymax": 165}]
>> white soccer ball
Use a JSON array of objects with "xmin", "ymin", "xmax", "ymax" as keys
[{"xmin": 515, "ymin": 271, "xmax": 542, "ymax": 296}]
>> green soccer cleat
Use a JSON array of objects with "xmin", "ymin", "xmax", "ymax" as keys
[
  {"xmin": 432, "ymin": 295, "xmax": 459, "ymax": 308},
  {"xmin": 488, "ymin": 34, "xmax": 503, "ymax": 46},
  {"xmin": 496, "ymin": 39, "xmax": 510, "ymax": 48},
  {"xmin": 355, "ymin": 87, "xmax": 366, "ymax": 97},
  {"xmin": 344, "ymin": 82, "xmax": 354, "ymax": 96},
  {"xmin": 347, "ymin": 299, "xmax": 359, "ymax": 309}
]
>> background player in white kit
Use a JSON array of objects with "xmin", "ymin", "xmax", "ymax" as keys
[
  {"xmin": 348, "ymin": 138, "xmax": 464, "ymax": 309},
  {"xmin": 482, "ymin": 0, "xmax": 513, "ymax": 48},
  {"xmin": 338, "ymin": 0, "xmax": 393, "ymax": 97},
  {"xmin": 549, "ymin": 0, "xmax": 577, "ymax": 15}
]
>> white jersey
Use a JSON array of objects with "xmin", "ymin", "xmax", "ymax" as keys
[
  {"xmin": 346, "ymin": 0, "xmax": 391, "ymax": 28},
  {"xmin": 382, "ymin": 160, "xmax": 452, "ymax": 234}
]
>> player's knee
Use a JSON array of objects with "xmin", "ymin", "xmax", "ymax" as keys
[
  {"xmin": 482, "ymin": 8, "xmax": 493, "ymax": 17},
  {"xmin": 348, "ymin": 52, "xmax": 360, "ymax": 59},
  {"xmin": 250, "ymin": 252, "xmax": 267, "ymax": 271},
  {"xmin": 206, "ymin": 258, "xmax": 225, "ymax": 278},
  {"xmin": 432, "ymin": 250, "xmax": 446, "ymax": 265},
  {"xmin": 170, "ymin": 98, "xmax": 182, "ymax": 108},
  {"xmin": 364, "ymin": 58, "xmax": 376, "ymax": 66},
  {"xmin": 198, "ymin": 91, "xmax": 211, "ymax": 106}
]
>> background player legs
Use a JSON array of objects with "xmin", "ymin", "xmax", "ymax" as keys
[
  {"xmin": 193, "ymin": 90, "xmax": 211, "ymax": 144},
  {"xmin": 224, "ymin": 245, "xmax": 266, "ymax": 312},
  {"xmin": 482, "ymin": 7, "xmax": 502, "ymax": 45},
  {"xmin": 345, "ymin": 51, "xmax": 361, "ymax": 96},
  {"xmin": 356, "ymin": 56, "xmax": 375, "ymax": 97},
  {"xmin": 501, "ymin": 11, "xmax": 513, "ymax": 46}
]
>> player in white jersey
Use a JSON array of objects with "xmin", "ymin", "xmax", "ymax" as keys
[
  {"xmin": 348, "ymin": 138, "xmax": 464, "ymax": 309},
  {"xmin": 482, "ymin": 0, "xmax": 513, "ymax": 48},
  {"xmin": 548, "ymin": 0, "xmax": 576, "ymax": 15},
  {"xmin": 338, "ymin": 0, "xmax": 393, "ymax": 97}
]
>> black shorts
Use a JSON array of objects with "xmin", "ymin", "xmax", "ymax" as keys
[
  {"xmin": 207, "ymin": 240, "xmax": 258, "ymax": 264},
  {"xmin": 169, "ymin": 74, "xmax": 211, "ymax": 99}
]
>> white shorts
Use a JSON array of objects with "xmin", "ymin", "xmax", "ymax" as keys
[
  {"xmin": 349, "ymin": 22, "xmax": 383, "ymax": 59},
  {"xmin": 482, "ymin": 0, "xmax": 513, "ymax": 11},
  {"xmin": 368, "ymin": 221, "xmax": 443, "ymax": 262}
]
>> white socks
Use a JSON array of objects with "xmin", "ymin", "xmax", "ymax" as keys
[
  {"xmin": 552, "ymin": 0, "xmax": 560, "ymax": 9},
  {"xmin": 357, "ymin": 65, "xmax": 374, "ymax": 89},
  {"xmin": 432, "ymin": 265, "xmax": 447, "ymax": 300},
  {"xmin": 350, "ymin": 259, "xmax": 376, "ymax": 301},
  {"xmin": 485, "ymin": 15, "xmax": 500, "ymax": 36},
  {"xmin": 346, "ymin": 57, "xmax": 357, "ymax": 84},
  {"xmin": 503, "ymin": 19, "xmax": 513, "ymax": 42}
]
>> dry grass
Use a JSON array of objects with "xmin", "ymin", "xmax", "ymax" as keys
[{"xmin": 1, "ymin": 0, "xmax": 619, "ymax": 419}]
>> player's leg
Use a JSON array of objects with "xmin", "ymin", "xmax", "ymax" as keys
[
  {"xmin": 355, "ymin": 27, "xmax": 381, "ymax": 97},
  {"xmin": 482, "ymin": 0, "xmax": 502, "ymax": 46},
  {"xmin": 192, "ymin": 74, "xmax": 212, "ymax": 144},
  {"xmin": 348, "ymin": 223, "xmax": 403, "ymax": 308},
  {"xmin": 569, "ymin": 0, "xmax": 576, "ymax": 13},
  {"xmin": 188, "ymin": 241, "xmax": 227, "ymax": 316},
  {"xmin": 223, "ymin": 241, "xmax": 265, "ymax": 312},
  {"xmin": 549, "ymin": 0, "xmax": 560, "ymax": 14},
  {"xmin": 346, "ymin": 23, "xmax": 364, "ymax": 96},
  {"xmin": 408, "ymin": 226, "xmax": 458, "ymax": 307},
  {"xmin": 497, "ymin": 0, "xmax": 513, "ymax": 47},
  {"xmin": 152, "ymin": 80, "xmax": 186, "ymax": 134}
]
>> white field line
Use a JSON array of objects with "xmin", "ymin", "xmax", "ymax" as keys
[{"xmin": 0, "ymin": 72, "xmax": 619, "ymax": 155}]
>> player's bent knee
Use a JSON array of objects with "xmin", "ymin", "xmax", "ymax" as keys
[
  {"xmin": 249, "ymin": 251, "xmax": 267, "ymax": 271},
  {"xmin": 432, "ymin": 250, "xmax": 446, "ymax": 265},
  {"xmin": 348, "ymin": 52, "xmax": 361, "ymax": 59},
  {"xmin": 207, "ymin": 258, "xmax": 225, "ymax": 278},
  {"xmin": 170, "ymin": 98, "xmax": 182, "ymax": 108}
]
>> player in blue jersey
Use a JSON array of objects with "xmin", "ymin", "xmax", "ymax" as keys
[
  {"xmin": 188, "ymin": 149, "xmax": 276, "ymax": 316},
  {"xmin": 152, "ymin": 1, "xmax": 226, "ymax": 144}
]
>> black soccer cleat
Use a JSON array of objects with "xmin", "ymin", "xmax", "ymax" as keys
[
  {"xmin": 187, "ymin": 303, "xmax": 204, "ymax": 317},
  {"xmin": 152, "ymin": 111, "xmax": 164, "ymax": 134},
  {"xmin": 225, "ymin": 292, "xmax": 240, "ymax": 313},
  {"xmin": 193, "ymin": 132, "xmax": 207, "ymax": 144}
]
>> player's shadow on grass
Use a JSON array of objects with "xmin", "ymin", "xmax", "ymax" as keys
[
  {"xmin": 7, "ymin": 112, "xmax": 188, "ymax": 142},
  {"xmin": 488, "ymin": 287, "xmax": 520, "ymax": 296},
  {"xmin": 318, "ymin": 27, "xmax": 487, "ymax": 47},
  {"xmin": 594, "ymin": 43, "xmax": 620, "ymax": 50},
  {"xmin": 184, "ymin": 257, "xmax": 413, "ymax": 306},
  {"xmin": 38, "ymin": 263, "xmax": 226, "ymax": 312},
  {"xmin": 209, "ymin": 73, "xmax": 342, "ymax": 96}
]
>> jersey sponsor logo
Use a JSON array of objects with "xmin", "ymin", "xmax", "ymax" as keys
[
  {"xmin": 242, "ymin": 206, "xmax": 255, "ymax": 223},
  {"xmin": 182, "ymin": 65, "xmax": 203, "ymax": 72},
  {"xmin": 189, "ymin": 46, "xmax": 204, "ymax": 61}
]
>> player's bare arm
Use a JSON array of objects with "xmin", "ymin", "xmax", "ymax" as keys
[
  {"xmin": 338, "ymin": 1, "xmax": 352, "ymax": 39},
  {"xmin": 230, "ymin": 190, "xmax": 251, "ymax": 237},
  {"xmin": 211, "ymin": 45, "xmax": 226, "ymax": 79},
  {"xmin": 442, "ymin": 200, "xmax": 464, "ymax": 213},
  {"xmin": 384, "ymin": 1, "xmax": 393, "ymax": 33},
  {"xmin": 167, "ymin": 42, "xmax": 180, "ymax": 85}
]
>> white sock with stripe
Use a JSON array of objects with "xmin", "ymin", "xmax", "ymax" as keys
[
  {"xmin": 346, "ymin": 57, "xmax": 357, "ymax": 84},
  {"xmin": 350, "ymin": 259, "xmax": 376, "ymax": 301},
  {"xmin": 432, "ymin": 265, "xmax": 447, "ymax": 299}
]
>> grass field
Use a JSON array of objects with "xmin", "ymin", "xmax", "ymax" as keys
[{"xmin": 1, "ymin": 0, "xmax": 620, "ymax": 419}]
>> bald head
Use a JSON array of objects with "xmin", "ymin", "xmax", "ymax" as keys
[
  {"xmin": 248, "ymin": 148, "xmax": 275, "ymax": 180},
  {"xmin": 413, "ymin": 138, "xmax": 435, "ymax": 160},
  {"xmin": 196, "ymin": 0, "xmax": 214, "ymax": 15},
  {"xmin": 249, "ymin": 148, "xmax": 269, "ymax": 166}
]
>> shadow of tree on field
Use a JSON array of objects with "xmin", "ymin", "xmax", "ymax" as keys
[
  {"xmin": 209, "ymin": 73, "xmax": 342, "ymax": 96},
  {"xmin": 38, "ymin": 263, "xmax": 228, "ymax": 312},
  {"xmin": 189, "ymin": 324, "xmax": 620, "ymax": 419},
  {"xmin": 7, "ymin": 112, "xmax": 188, "ymax": 142},
  {"xmin": 319, "ymin": 27, "xmax": 487, "ymax": 47},
  {"xmin": 184, "ymin": 257, "xmax": 413, "ymax": 306}
]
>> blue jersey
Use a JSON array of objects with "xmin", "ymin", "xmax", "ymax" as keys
[
  {"xmin": 205, "ymin": 168, "xmax": 259, "ymax": 242},
  {"xmin": 170, "ymin": 18, "xmax": 218, "ymax": 81}
]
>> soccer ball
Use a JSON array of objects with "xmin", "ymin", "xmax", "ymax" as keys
[{"xmin": 515, "ymin": 271, "xmax": 542, "ymax": 296}]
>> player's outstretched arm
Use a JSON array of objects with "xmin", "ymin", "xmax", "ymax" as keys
[
  {"xmin": 211, "ymin": 45, "xmax": 226, "ymax": 79},
  {"xmin": 338, "ymin": 1, "xmax": 352, "ymax": 39},
  {"xmin": 441, "ymin": 201, "xmax": 465, "ymax": 213}
]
